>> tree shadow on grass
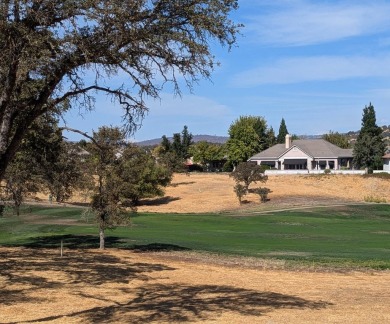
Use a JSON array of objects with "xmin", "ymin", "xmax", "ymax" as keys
[
  {"xmin": 131, "ymin": 243, "xmax": 191, "ymax": 253},
  {"xmin": 169, "ymin": 181, "xmax": 196, "ymax": 187},
  {"xmin": 16, "ymin": 234, "xmax": 191, "ymax": 253},
  {"xmin": 138, "ymin": 196, "xmax": 181, "ymax": 206},
  {"xmin": 0, "ymin": 247, "xmax": 175, "ymax": 307},
  {"xmin": 11, "ymin": 283, "xmax": 332, "ymax": 323}
]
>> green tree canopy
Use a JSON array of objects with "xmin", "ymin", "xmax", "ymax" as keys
[
  {"xmin": 226, "ymin": 116, "xmax": 268, "ymax": 164},
  {"xmin": 277, "ymin": 118, "xmax": 289, "ymax": 144},
  {"xmin": 157, "ymin": 126, "xmax": 194, "ymax": 172},
  {"xmin": 2, "ymin": 114, "xmax": 85, "ymax": 213},
  {"xmin": 0, "ymin": 0, "xmax": 240, "ymax": 180},
  {"xmin": 323, "ymin": 131, "xmax": 350, "ymax": 149},
  {"xmin": 189, "ymin": 141, "xmax": 226, "ymax": 167},
  {"xmin": 353, "ymin": 103, "xmax": 385, "ymax": 172},
  {"xmin": 88, "ymin": 126, "xmax": 172, "ymax": 249}
]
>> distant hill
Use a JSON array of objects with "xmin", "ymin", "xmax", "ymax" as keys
[
  {"xmin": 136, "ymin": 134, "xmax": 228, "ymax": 147},
  {"xmin": 135, "ymin": 126, "xmax": 390, "ymax": 152}
]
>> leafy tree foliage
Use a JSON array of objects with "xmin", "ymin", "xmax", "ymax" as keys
[
  {"xmin": 253, "ymin": 187, "xmax": 272, "ymax": 203},
  {"xmin": 0, "ymin": 0, "xmax": 240, "ymax": 180},
  {"xmin": 277, "ymin": 118, "xmax": 289, "ymax": 144},
  {"xmin": 189, "ymin": 141, "xmax": 226, "ymax": 169},
  {"xmin": 233, "ymin": 183, "xmax": 246, "ymax": 205},
  {"xmin": 25, "ymin": 115, "xmax": 86, "ymax": 202},
  {"xmin": 230, "ymin": 162, "xmax": 268, "ymax": 192},
  {"xmin": 87, "ymin": 127, "xmax": 130, "ymax": 249},
  {"xmin": 181, "ymin": 126, "xmax": 194, "ymax": 160},
  {"xmin": 353, "ymin": 103, "xmax": 386, "ymax": 172},
  {"xmin": 323, "ymin": 131, "xmax": 350, "ymax": 149},
  {"xmin": 88, "ymin": 126, "xmax": 172, "ymax": 249},
  {"xmin": 2, "ymin": 114, "xmax": 84, "ymax": 213},
  {"xmin": 226, "ymin": 116, "xmax": 269, "ymax": 164},
  {"xmin": 160, "ymin": 136, "xmax": 172, "ymax": 153},
  {"xmin": 157, "ymin": 126, "xmax": 194, "ymax": 171},
  {"xmin": 2, "ymin": 147, "xmax": 42, "ymax": 216},
  {"xmin": 117, "ymin": 145, "xmax": 172, "ymax": 206},
  {"xmin": 266, "ymin": 127, "xmax": 277, "ymax": 147}
]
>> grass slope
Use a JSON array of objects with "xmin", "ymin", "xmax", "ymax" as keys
[{"xmin": 0, "ymin": 204, "xmax": 389, "ymax": 269}]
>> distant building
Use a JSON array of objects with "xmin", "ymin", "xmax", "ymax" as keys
[
  {"xmin": 383, "ymin": 154, "xmax": 390, "ymax": 171},
  {"xmin": 248, "ymin": 134, "xmax": 353, "ymax": 171}
]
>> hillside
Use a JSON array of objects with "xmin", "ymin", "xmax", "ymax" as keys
[
  {"xmin": 136, "ymin": 134, "xmax": 228, "ymax": 147},
  {"xmin": 136, "ymin": 126, "xmax": 390, "ymax": 149}
]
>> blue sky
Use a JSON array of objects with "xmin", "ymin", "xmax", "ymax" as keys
[{"xmin": 62, "ymin": 0, "xmax": 390, "ymax": 142}]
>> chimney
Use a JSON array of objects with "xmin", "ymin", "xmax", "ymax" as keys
[{"xmin": 285, "ymin": 134, "xmax": 292, "ymax": 149}]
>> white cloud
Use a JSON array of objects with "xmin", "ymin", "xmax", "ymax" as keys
[
  {"xmin": 145, "ymin": 93, "xmax": 232, "ymax": 117},
  {"xmin": 231, "ymin": 55, "xmax": 390, "ymax": 86},
  {"xmin": 131, "ymin": 93, "xmax": 234, "ymax": 141},
  {"xmin": 244, "ymin": 1, "xmax": 390, "ymax": 46}
]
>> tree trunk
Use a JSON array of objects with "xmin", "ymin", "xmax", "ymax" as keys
[{"xmin": 99, "ymin": 226, "xmax": 105, "ymax": 250}]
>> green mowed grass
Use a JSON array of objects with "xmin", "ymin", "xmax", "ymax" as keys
[{"xmin": 0, "ymin": 204, "xmax": 389, "ymax": 269}]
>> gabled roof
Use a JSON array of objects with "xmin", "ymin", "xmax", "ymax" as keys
[{"xmin": 249, "ymin": 139, "xmax": 353, "ymax": 160}]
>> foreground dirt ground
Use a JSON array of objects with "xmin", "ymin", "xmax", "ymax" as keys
[
  {"xmin": 1, "ymin": 247, "xmax": 389, "ymax": 323},
  {"xmin": 137, "ymin": 173, "xmax": 390, "ymax": 213}
]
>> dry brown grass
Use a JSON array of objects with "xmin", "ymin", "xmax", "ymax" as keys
[
  {"xmin": 0, "ymin": 247, "xmax": 389, "ymax": 323},
  {"xmin": 135, "ymin": 173, "xmax": 390, "ymax": 213}
]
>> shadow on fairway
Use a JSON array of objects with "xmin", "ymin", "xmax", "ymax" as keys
[
  {"xmin": 16, "ymin": 235, "xmax": 191, "ymax": 253},
  {"xmin": 131, "ymin": 243, "xmax": 191, "ymax": 252}
]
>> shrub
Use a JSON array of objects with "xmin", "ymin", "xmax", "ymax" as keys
[
  {"xmin": 233, "ymin": 183, "xmax": 247, "ymax": 204},
  {"xmin": 364, "ymin": 195, "xmax": 387, "ymax": 203},
  {"xmin": 254, "ymin": 187, "xmax": 272, "ymax": 203},
  {"xmin": 324, "ymin": 169, "xmax": 331, "ymax": 174}
]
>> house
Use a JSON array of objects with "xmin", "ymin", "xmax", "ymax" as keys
[
  {"xmin": 248, "ymin": 135, "xmax": 353, "ymax": 171},
  {"xmin": 383, "ymin": 154, "xmax": 390, "ymax": 171}
]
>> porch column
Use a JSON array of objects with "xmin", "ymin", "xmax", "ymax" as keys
[
  {"xmin": 280, "ymin": 159, "xmax": 284, "ymax": 170},
  {"xmin": 326, "ymin": 160, "xmax": 329, "ymax": 169},
  {"xmin": 306, "ymin": 158, "xmax": 311, "ymax": 170},
  {"xmin": 275, "ymin": 161, "xmax": 279, "ymax": 169},
  {"xmin": 334, "ymin": 159, "xmax": 338, "ymax": 170}
]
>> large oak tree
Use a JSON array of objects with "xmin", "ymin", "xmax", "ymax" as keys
[{"xmin": 0, "ymin": 0, "xmax": 240, "ymax": 180}]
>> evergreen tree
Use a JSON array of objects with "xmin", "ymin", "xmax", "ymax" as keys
[
  {"xmin": 353, "ymin": 103, "xmax": 385, "ymax": 172},
  {"xmin": 266, "ymin": 127, "xmax": 277, "ymax": 147},
  {"xmin": 161, "ymin": 136, "xmax": 171, "ymax": 153},
  {"xmin": 172, "ymin": 133, "xmax": 183, "ymax": 159},
  {"xmin": 158, "ymin": 126, "xmax": 193, "ymax": 170},
  {"xmin": 181, "ymin": 126, "xmax": 194, "ymax": 159},
  {"xmin": 88, "ymin": 126, "xmax": 172, "ymax": 249},
  {"xmin": 277, "ymin": 118, "xmax": 289, "ymax": 144}
]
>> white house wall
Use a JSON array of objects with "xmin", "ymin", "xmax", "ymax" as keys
[
  {"xmin": 384, "ymin": 158, "xmax": 390, "ymax": 171},
  {"xmin": 279, "ymin": 147, "xmax": 312, "ymax": 170}
]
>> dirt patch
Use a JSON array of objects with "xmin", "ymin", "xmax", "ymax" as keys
[{"xmin": 0, "ymin": 247, "xmax": 389, "ymax": 323}]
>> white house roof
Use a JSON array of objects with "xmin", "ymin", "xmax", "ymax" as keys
[{"xmin": 249, "ymin": 139, "xmax": 353, "ymax": 160}]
